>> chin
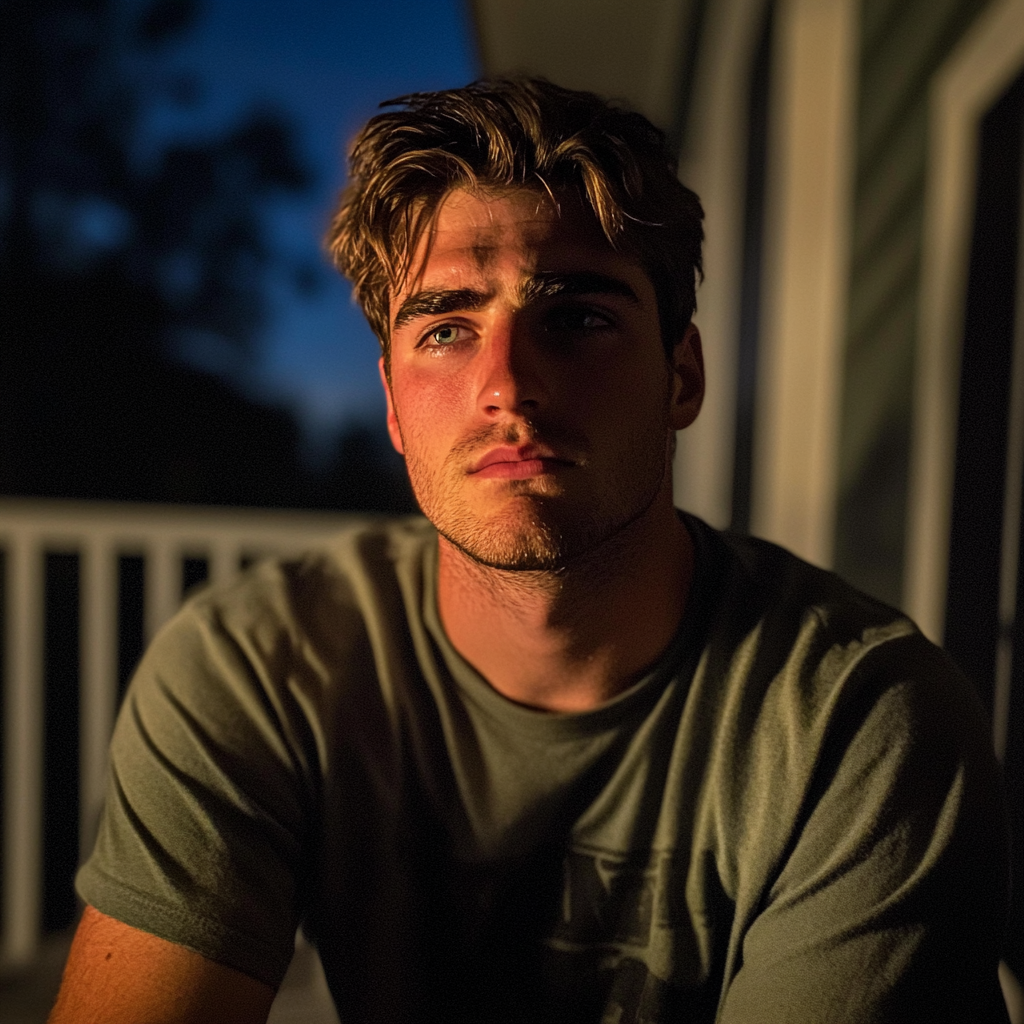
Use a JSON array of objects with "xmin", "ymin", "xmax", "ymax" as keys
[
  {"xmin": 431, "ymin": 495, "xmax": 629, "ymax": 572},
  {"xmin": 429, "ymin": 498, "xmax": 559, "ymax": 570},
  {"xmin": 443, "ymin": 527, "xmax": 569, "ymax": 572},
  {"xmin": 410, "ymin": 453, "xmax": 668, "ymax": 573}
]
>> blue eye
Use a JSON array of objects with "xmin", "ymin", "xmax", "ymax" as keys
[{"xmin": 431, "ymin": 326, "xmax": 460, "ymax": 345}]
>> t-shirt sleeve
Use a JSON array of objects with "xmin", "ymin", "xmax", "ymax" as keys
[
  {"xmin": 718, "ymin": 636, "xmax": 1010, "ymax": 1024},
  {"xmin": 76, "ymin": 583, "xmax": 319, "ymax": 988}
]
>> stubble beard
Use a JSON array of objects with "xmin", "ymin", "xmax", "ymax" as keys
[{"xmin": 401, "ymin": 414, "xmax": 673, "ymax": 573}]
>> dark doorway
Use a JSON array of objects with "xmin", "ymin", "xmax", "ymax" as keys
[{"xmin": 943, "ymin": 64, "xmax": 1024, "ymax": 982}]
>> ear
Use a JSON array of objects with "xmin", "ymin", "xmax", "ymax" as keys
[
  {"xmin": 379, "ymin": 357, "xmax": 405, "ymax": 455},
  {"xmin": 669, "ymin": 323, "xmax": 705, "ymax": 431}
]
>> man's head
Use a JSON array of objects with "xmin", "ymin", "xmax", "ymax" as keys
[
  {"xmin": 327, "ymin": 79, "xmax": 705, "ymax": 572},
  {"xmin": 326, "ymin": 77, "xmax": 704, "ymax": 369}
]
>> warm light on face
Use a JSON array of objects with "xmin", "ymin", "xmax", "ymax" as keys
[{"xmin": 382, "ymin": 188, "xmax": 702, "ymax": 570}]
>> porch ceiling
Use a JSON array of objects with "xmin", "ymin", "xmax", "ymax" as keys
[{"xmin": 468, "ymin": 0, "xmax": 701, "ymax": 145}]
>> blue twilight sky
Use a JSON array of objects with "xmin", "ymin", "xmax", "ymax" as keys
[{"xmin": 148, "ymin": 0, "xmax": 479, "ymax": 453}]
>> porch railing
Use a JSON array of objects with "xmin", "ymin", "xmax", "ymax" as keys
[{"xmin": 0, "ymin": 498, "xmax": 358, "ymax": 974}]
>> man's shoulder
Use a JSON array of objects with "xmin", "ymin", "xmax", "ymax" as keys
[
  {"xmin": 681, "ymin": 517, "xmax": 1001, "ymax": 904},
  {"xmin": 682, "ymin": 514, "xmax": 972, "ymax": 743},
  {"xmin": 185, "ymin": 513, "xmax": 435, "ymax": 627},
  {"xmin": 115, "ymin": 515, "xmax": 439, "ymax": 774},
  {"xmin": 686, "ymin": 513, "xmax": 919, "ymax": 657},
  {"xmin": 140, "ymin": 514, "xmax": 437, "ymax": 691}
]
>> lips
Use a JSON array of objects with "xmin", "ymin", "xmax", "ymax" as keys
[{"xmin": 468, "ymin": 445, "xmax": 575, "ymax": 479}]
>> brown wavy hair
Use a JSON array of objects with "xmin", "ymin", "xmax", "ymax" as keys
[{"xmin": 326, "ymin": 78, "xmax": 703, "ymax": 367}]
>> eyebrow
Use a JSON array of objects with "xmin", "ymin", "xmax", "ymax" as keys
[
  {"xmin": 518, "ymin": 272, "xmax": 639, "ymax": 306},
  {"xmin": 392, "ymin": 288, "xmax": 487, "ymax": 331},
  {"xmin": 391, "ymin": 272, "xmax": 639, "ymax": 331}
]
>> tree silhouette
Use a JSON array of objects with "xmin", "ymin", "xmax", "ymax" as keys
[{"xmin": 0, "ymin": 0, "xmax": 415, "ymax": 511}]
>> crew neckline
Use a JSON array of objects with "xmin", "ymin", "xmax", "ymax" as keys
[{"xmin": 421, "ymin": 512, "xmax": 719, "ymax": 740}]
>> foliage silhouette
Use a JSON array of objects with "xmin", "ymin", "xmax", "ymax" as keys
[{"xmin": 0, "ymin": 0, "xmax": 415, "ymax": 512}]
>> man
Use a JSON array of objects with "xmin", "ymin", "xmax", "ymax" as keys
[{"xmin": 51, "ymin": 79, "xmax": 1008, "ymax": 1023}]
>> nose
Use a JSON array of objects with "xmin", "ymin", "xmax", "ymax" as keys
[{"xmin": 476, "ymin": 316, "xmax": 547, "ymax": 418}]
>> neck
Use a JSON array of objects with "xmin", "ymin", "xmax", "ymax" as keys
[{"xmin": 436, "ymin": 485, "xmax": 694, "ymax": 713}]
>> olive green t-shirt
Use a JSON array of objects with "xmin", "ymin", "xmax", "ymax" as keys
[{"xmin": 77, "ymin": 514, "xmax": 1009, "ymax": 1023}]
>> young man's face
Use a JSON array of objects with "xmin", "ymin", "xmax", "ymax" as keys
[{"xmin": 383, "ymin": 187, "xmax": 703, "ymax": 570}]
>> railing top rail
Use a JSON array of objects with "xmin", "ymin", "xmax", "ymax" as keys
[{"xmin": 0, "ymin": 498, "xmax": 380, "ymax": 544}]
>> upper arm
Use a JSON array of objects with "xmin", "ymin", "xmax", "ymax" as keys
[
  {"xmin": 76, "ymin": 597, "xmax": 312, "ymax": 988},
  {"xmin": 48, "ymin": 905, "xmax": 276, "ymax": 1024},
  {"xmin": 719, "ymin": 648, "xmax": 1011, "ymax": 1023}
]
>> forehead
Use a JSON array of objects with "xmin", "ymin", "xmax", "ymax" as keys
[{"xmin": 397, "ymin": 187, "xmax": 638, "ymax": 296}]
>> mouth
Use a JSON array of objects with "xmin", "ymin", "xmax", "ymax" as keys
[{"xmin": 468, "ymin": 445, "xmax": 576, "ymax": 480}]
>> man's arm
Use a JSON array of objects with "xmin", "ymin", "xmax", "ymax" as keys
[
  {"xmin": 48, "ymin": 906, "xmax": 276, "ymax": 1024},
  {"xmin": 716, "ymin": 638, "xmax": 1011, "ymax": 1023}
]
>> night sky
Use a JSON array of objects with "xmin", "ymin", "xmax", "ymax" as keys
[{"xmin": 151, "ymin": 0, "xmax": 479, "ymax": 453}]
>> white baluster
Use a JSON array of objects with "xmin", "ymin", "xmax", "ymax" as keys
[
  {"xmin": 79, "ymin": 537, "xmax": 118, "ymax": 864},
  {"xmin": 145, "ymin": 539, "xmax": 180, "ymax": 643},
  {"xmin": 1, "ymin": 533, "xmax": 43, "ymax": 971},
  {"xmin": 208, "ymin": 537, "xmax": 236, "ymax": 586}
]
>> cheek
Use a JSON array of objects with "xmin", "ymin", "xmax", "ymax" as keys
[
  {"xmin": 391, "ymin": 368, "xmax": 468, "ymax": 449},
  {"xmin": 578, "ymin": 360, "xmax": 668, "ymax": 431}
]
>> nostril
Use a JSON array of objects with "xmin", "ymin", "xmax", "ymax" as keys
[{"xmin": 478, "ymin": 382, "xmax": 542, "ymax": 413}]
